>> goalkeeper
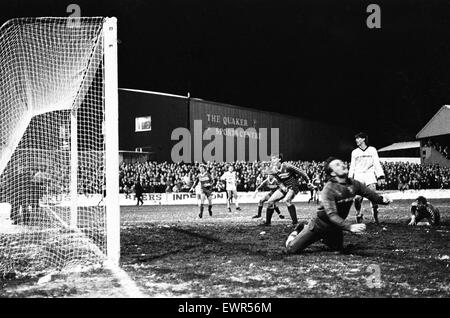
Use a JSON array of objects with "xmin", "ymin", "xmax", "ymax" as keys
[
  {"xmin": 408, "ymin": 196, "xmax": 440, "ymax": 226},
  {"xmin": 285, "ymin": 157, "xmax": 392, "ymax": 254}
]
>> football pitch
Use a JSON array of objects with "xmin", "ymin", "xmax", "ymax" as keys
[{"xmin": 1, "ymin": 200, "xmax": 450, "ymax": 297}]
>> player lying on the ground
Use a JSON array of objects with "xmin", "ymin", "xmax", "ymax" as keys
[
  {"xmin": 220, "ymin": 165, "xmax": 242, "ymax": 212},
  {"xmin": 408, "ymin": 196, "xmax": 440, "ymax": 226},
  {"xmin": 349, "ymin": 132, "xmax": 386, "ymax": 225},
  {"xmin": 285, "ymin": 157, "xmax": 392, "ymax": 254},
  {"xmin": 263, "ymin": 154, "xmax": 312, "ymax": 226},
  {"xmin": 252, "ymin": 173, "xmax": 285, "ymax": 219},
  {"xmin": 190, "ymin": 164, "xmax": 214, "ymax": 218}
]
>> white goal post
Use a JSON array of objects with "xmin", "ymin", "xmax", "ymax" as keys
[{"xmin": 0, "ymin": 17, "xmax": 120, "ymax": 276}]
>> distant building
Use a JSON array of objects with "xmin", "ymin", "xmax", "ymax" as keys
[
  {"xmin": 416, "ymin": 105, "xmax": 450, "ymax": 167},
  {"xmin": 378, "ymin": 141, "xmax": 421, "ymax": 164},
  {"xmin": 118, "ymin": 88, "xmax": 354, "ymax": 163}
]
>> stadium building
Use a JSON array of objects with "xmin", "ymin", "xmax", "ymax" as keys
[
  {"xmin": 378, "ymin": 141, "xmax": 421, "ymax": 164},
  {"xmin": 416, "ymin": 105, "xmax": 450, "ymax": 168},
  {"xmin": 118, "ymin": 88, "xmax": 354, "ymax": 163}
]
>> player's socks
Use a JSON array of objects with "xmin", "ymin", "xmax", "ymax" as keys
[
  {"xmin": 275, "ymin": 206, "xmax": 285, "ymax": 219},
  {"xmin": 372, "ymin": 208, "xmax": 379, "ymax": 225},
  {"xmin": 264, "ymin": 207, "xmax": 274, "ymax": 226},
  {"xmin": 287, "ymin": 205, "xmax": 298, "ymax": 225},
  {"xmin": 228, "ymin": 207, "xmax": 232, "ymax": 212},
  {"xmin": 208, "ymin": 205, "xmax": 213, "ymax": 216},
  {"xmin": 199, "ymin": 205, "xmax": 204, "ymax": 218},
  {"xmin": 252, "ymin": 205, "xmax": 263, "ymax": 218}
]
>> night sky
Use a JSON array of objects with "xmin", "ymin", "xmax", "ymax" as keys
[{"xmin": 1, "ymin": 0, "xmax": 450, "ymax": 148}]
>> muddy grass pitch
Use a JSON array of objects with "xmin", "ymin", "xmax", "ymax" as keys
[{"xmin": 2, "ymin": 199, "xmax": 450, "ymax": 297}]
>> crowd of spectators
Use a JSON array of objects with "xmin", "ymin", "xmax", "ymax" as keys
[
  {"xmin": 383, "ymin": 162, "xmax": 450, "ymax": 191},
  {"xmin": 119, "ymin": 160, "xmax": 450, "ymax": 194}
]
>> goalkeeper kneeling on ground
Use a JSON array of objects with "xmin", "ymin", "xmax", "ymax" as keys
[
  {"xmin": 285, "ymin": 157, "xmax": 392, "ymax": 254},
  {"xmin": 409, "ymin": 196, "xmax": 440, "ymax": 226}
]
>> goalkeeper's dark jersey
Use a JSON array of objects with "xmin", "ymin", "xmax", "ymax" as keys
[
  {"xmin": 272, "ymin": 162, "xmax": 310, "ymax": 189},
  {"xmin": 315, "ymin": 177, "xmax": 386, "ymax": 231}
]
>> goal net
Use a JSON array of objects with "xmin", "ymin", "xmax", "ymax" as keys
[{"xmin": 0, "ymin": 17, "xmax": 119, "ymax": 277}]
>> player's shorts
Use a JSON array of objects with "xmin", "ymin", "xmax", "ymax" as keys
[
  {"xmin": 354, "ymin": 172, "xmax": 377, "ymax": 186},
  {"xmin": 281, "ymin": 186, "xmax": 300, "ymax": 195},
  {"xmin": 226, "ymin": 185, "xmax": 237, "ymax": 192},
  {"xmin": 201, "ymin": 188, "xmax": 213, "ymax": 198},
  {"xmin": 261, "ymin": 189, "xmax": 277, "ymax": 202}
]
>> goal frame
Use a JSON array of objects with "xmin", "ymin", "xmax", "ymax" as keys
[{"xmin": 103, "ymin": 17, "xmax": 120, "ymax": 266}]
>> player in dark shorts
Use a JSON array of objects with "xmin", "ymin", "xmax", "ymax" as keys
[
  {"xmin": 408, "ymin": 196, "xmax": 440, "ymax": 226},
  {"xmin": 262, "ymin": 154, "xmax": 311, "ymax": 226},
  {"xmin": 190, "ymin": 164, "xmax": 214, "ymax": 218},
  {"xmin": 285, "ymin": 157, "xmax": 392, "ymax": 254},
  {"xmin": 252, "ymin": 173, "xmax": 285, "ymax": 219}
]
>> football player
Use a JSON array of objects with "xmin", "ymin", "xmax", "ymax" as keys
[
  {"xmin": 349, "ymin": 132, "xmax": 386, "ymax": 224},
  {"xmin": 262, "ymin": 154, "xmax": 311, "ymax": 226},
  {"xmin": 409, "ymin": 196, "xmax": 440, "ymax": 226},
  {"xmin": 220, "ymin": 165, "xmax": 242, "ymax": 212},
  {"xmin": 285, "ymin": 157, "xmax": 392, "ymax": 254},
  {"xmin": 190, "ymin": 164, "xmax": 214, "ymax": 218},
  {"xmin": 252, "ymin": 172, "xmax": 285, "ymax": 220}
]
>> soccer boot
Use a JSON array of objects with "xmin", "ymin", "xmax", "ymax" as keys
[
  {"xmin": 293, "ymin": 222, "xmax": 305, "ymax": 233},
  {"xmin": 285, "ymin": 231, "xmax": 298, "ymax": 248},
  {"xmin": 252, "ymin": 206, "xmax": 263, "ymax": 218}
]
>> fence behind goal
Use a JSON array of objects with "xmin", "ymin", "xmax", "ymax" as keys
[{"xmin": 0, "ymin": 17, "xmax": 119, "ymax": 277}]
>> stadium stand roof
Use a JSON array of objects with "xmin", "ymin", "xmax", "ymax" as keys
[
  {"xmin": 378, "ymin": 141, "xmax": 420, "ymax": 152},
  {"xmin": 416, "ymin": 105, "xmax": 450, "ymax": 139},
  {"xmin": 119, "ymin": 88, "xmax": 187, "ymax": 99}
]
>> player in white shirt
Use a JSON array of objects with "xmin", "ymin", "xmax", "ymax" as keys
[
  {"xmin": 220, "ymin": 165, "xmax": 241, "ymax": 212},
  {"xmin": 195, "ymin": 182, "xmax": 202, "ymax": 201},
  {"xmin": 348, "ymin": 132, "xmax": 386, "ymax": 224}
]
